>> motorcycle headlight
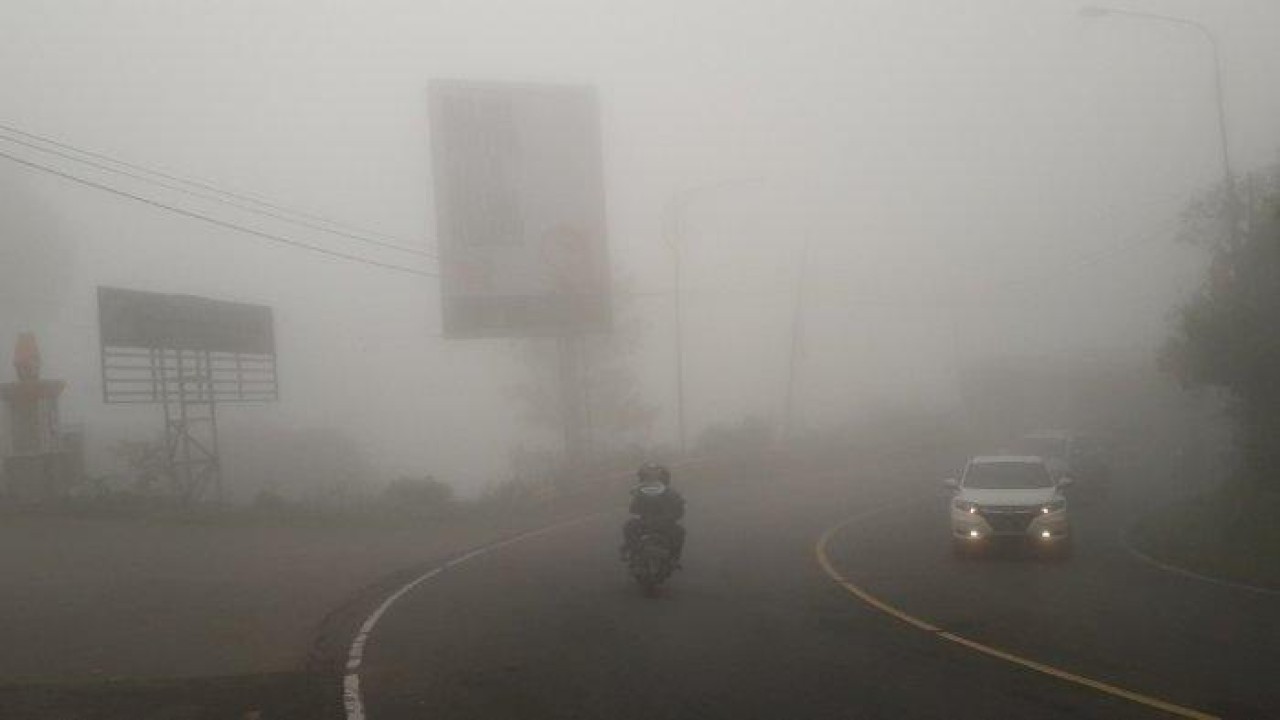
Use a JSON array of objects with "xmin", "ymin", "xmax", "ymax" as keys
[
  {"xmin": 953, "ymin": 499, "xmax": 979, "ymax": 514},
  {"xmin": 1041, "ymin": 499, "xmax": 1067, "ymax": 514}
]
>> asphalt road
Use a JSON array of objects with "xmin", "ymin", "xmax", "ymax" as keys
[{"xmin": 352, "ymin": 463, "xmax": 1279, "ymax": 720}]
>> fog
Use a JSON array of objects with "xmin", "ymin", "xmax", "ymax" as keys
[{"xmin": 2, "ymin": 0, "xmax": 1279, "ymax": 498}]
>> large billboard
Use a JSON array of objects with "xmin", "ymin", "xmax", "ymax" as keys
[
  {"xmin": 99, "ymin": 287, "xmax": 275, "ymax": 355},
  {"xmin": 97, "ymin": 287, "xmax": 277, "ymax": 404},
  {"xmin": 429, "ymin": 80, "xmax": 611, "ymax": 338}
]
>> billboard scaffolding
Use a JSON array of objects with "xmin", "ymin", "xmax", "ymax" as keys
[
  {"xmin": 98, "ymin": 287, "xmax": 278, "ymax": 501},
  {"xmin": 429, "ymin": 79, "xmax": 612, "ymax": 465}
]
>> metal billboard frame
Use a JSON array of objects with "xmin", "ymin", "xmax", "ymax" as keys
[{"xmin": 97, "ymin": 287, "xmax": 279, "ymax": 502}]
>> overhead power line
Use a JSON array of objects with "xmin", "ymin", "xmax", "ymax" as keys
[
  {"xmin": 0, "ymin": 149, "xmax": 438, "ymax": 278},
  {"xmin": 0, "ymin": 122, "xmax": 436, "ymax": 259}
]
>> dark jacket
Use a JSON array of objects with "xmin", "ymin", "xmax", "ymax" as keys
[{"xmin": 629, "ymin": 486, "xmax": 685, "ymax": 524}]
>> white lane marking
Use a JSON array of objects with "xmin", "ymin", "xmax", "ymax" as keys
[
  {"xmin": 1120, "ymin": 526, "xmax": 1280, "ymax": 597},
  {"xmin": 342, "ymin": 674, "xmax": 363, "ymax": 720},
  {"xmin": 342, "ymin": 514, "xmax": 603, "ymax": 720}
]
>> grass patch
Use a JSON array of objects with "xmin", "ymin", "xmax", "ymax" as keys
[{"xmin": 1131, "ymin": 489, "xmax": 1280, "ymax": 591}]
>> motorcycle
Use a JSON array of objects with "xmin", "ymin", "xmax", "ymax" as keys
[{"xmin": 628, "ymin": 531, "xmax": 675, "ymax": 595}]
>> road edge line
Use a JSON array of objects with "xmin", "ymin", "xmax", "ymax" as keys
[
  {"xmin": 815, "ymin": 509, "xmax": 1220, "ymax": 720},
  {"xmin": 341, "ymin": 512, "xmax": 604, "ymax": 720},
  {"xmin": 1120, "ymin": 522, "xmax": 1280, "ymax": 598}
]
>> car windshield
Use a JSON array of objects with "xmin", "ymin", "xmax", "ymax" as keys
[{"xmin": 964, "ymin": 462, "xmax": 1053, "ymax": 490}]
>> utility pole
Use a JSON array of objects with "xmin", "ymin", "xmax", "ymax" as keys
[
  {"xmin": 783, "ymin": 234, "xmax": 812, "ymax": 444},
  {"xmin": 664, "ymin": 194, "xmax": 689, "ymax": 457},
  {"xmin": 556, "ymin": 335, "xmax": 587, "ymax": 470},
  {"xmin": 663, "ymin": 177, "xmax": 765, "ymax": 456}
]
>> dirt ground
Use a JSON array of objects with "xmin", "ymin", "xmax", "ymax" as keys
[
  {"xmin": 0, "ymin": 512, "xmax": 542, "ymax": 682},
  {"xmin": 0, "ymin": 461, "xmax": 742, "ymax": 718}
]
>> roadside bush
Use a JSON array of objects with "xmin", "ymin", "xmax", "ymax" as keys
[
  {"xmin": 476, "ymin": 476, "xmax": 543, "ymax": 513},
  {"xmin": 253, "ymin": 489, "xmax": 288, "ymax": 512},
  {"xmin": 110, "ymin": 439, "xmax": 168, "ymax": 496},
  {"xmin": 383, "ymin": 475, "xmax": 456, "ymax": 517}
]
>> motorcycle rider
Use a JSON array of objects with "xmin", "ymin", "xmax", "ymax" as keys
[{"xmin": 621, "ymin": 463, "xmax": 686, "ymax": 566}]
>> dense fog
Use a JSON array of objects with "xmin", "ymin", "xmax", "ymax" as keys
[{"xmin": 2, "ymin": 0, "xmax": 1278, "ymax": 499}]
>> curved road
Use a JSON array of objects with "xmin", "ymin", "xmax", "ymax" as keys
[{"xmin": 350, "ymin": 464, "xmax": 1279, "ymax": 719}]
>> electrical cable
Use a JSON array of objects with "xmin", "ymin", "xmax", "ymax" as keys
[
  {"xmin": 0, "ymin": 122, "xmax": 435, "ymax": 259},
  {"xmin": 0, "ymin": 149, "xmax": 438, "ymax": 278}
]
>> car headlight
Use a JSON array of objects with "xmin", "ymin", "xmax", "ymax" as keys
[
  {"xmin": 953, "ymin": 499, "xmax": 979, "ymax": 514},
  {"xmin": 1040, "ymin": 499, "xmax": 1067, "ymax": 514}
]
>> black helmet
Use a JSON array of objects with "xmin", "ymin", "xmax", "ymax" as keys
[{"xmin": 637, "ymin": 463, "xmax": 671, "ymax": 486}]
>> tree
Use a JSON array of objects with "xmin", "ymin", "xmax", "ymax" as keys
[
  {"xmin": 1161, "ymin": 163, "xmax": 1280, "ymax": 490},
  {"xmin": 506, "ymin": 282, "xmax": 658, "ymax": 462}
]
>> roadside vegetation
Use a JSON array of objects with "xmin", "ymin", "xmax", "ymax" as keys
[
  {"xmin": 1148, "ymin": 162, "xmax": 1280, "ymax": 588},
  {"xmin": 2, "ymin": 418, "xmax": 769, "ymax": 530}
]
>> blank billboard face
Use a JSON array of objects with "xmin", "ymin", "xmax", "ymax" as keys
[
  {"xmin": 429, "ymin": 80, "xmax": 611, "ymax": 338},
  {"xmin": 97, "ymin": 287, "xmax": 278, "ymax": 404},
  {"xmin": 98, "ymin": 287, "xmax": 275, "ymax": 355}
]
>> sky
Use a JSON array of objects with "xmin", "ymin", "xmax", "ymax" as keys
[{"xmin": 1, "ymin": 0, "xmax": 1277, "ymax": 494}]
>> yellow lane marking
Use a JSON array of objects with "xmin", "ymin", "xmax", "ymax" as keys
[
  {"xmin": 815, "ymin": 523, "xmax": 940, "ymax": 633},
  {"xmin": 814, "ymin": 515, "xmax": 1220, "ymax": 720}
]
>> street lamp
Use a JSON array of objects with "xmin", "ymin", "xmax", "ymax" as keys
[
  {"xmin": 664, "ymin": 177, "xmax": 764, "ymax": 455},
  {"xmin": 1080, "ymin": 5, "xmax": 1241, "ymax": 246}
]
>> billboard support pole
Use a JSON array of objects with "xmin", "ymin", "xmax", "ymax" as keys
[
  {"xmin": 161, "ymin": 348, "xmax": 222, "ymax": 503},
  {"xmin": 556, "ymin": 335, "xmax": 587, "ymax": 472},
  {"xmin": 207, "ymin": 349, "xmax": 223, "ymax": 502}
]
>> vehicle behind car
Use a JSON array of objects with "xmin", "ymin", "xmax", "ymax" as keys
[
  {"xmin": 1014, "ymin": 431, "xmax": 1074, "ymax": 478},
  {"xmin": 1015, "ymin": 430, "xmax": 1112, "ymax": 502}
]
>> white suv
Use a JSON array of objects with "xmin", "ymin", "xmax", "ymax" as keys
[{"xmin": 946, "ymin": 455, "xmax": 1072, "ymax": 558}]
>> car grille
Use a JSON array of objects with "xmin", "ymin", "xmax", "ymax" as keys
[{"xmin": 979, "ymin": 507, "xmax": 1037, "ymax": 532}]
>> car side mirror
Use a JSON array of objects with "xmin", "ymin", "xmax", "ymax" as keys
[{"xmin": 943, "ymin": 478, "xmax": 958, "ymax": 489}]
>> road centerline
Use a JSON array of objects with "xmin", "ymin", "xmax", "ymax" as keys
[{"xmin": 814, "ymin": 506, "xmax": 1220, "ymax": 720}]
